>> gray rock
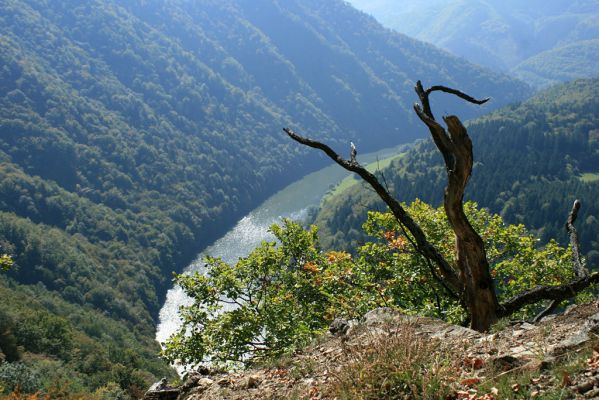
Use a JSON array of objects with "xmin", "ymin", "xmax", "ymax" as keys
[
  {"xmin": 362, "ymin": 307, "xmax": 402, "ymax": 325},
  {"xmin": 430, "ymin": 324, "xmax": 480, "ymax": 340},
  {"xmin": 149, "ymin": 378, "xmax": 169, "ymax": 392},
  {"xmin": 329, "ymin": 318, "xmax": 352, "ymax": 336},
  {"xmin": 144, "ymin": 378, "xmax": 180, "ymax": 400},
  {"xmin": 242, "ymin": 374, "xmax": 262, "ymax": 389},
  {"xmin": 550, "ymin": 312, "xmax": 599, "ymax": 356}
]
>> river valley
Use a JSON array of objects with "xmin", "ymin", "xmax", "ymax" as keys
[{"xmin": 156, "ymin": 144, "xmax": 406, "ymax": 348}]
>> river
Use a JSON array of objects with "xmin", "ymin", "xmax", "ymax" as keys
[{"xmin": 156, "ymin": 144, "xmax": 406, "ymax": 347}]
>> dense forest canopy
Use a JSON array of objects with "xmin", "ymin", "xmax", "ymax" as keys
[
  {"xmin": 0, "ymin": 0, "xmax": 530, "ymax": 396},
  {"xmin": 315, "ymin": 78, "xmax": 599, "ymax": 268}
]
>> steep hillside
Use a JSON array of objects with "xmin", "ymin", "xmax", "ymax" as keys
[
  {"xmin": 0, "ymin": 0, "xmax": 529, "ymax": 396},
  {"xmin": 314, "ymin": 78, "xmax": 599, "ymax": 264},
  {"xmin": 348, "ymin": 0, "xmax": 599, "ymax": 85},
  {"xmin": 513, "ymin": 39, "xmax": 599, "ymax": 88}
]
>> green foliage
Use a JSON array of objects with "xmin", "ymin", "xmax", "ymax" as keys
[
  {"xmin": 361, "ymin": 201, "xmax": 575, "ymax": 322},
  {"xmin": 0, "ymin": 362, "xmax": 41, "ymax": 394},
  {"xmin": 0, "ymin": 309, "xmax": 19, "ymax": 363},
  {"xmin": 513, "ymin": 39, "xmax": 599, "ymax": 88},
  {"xmin": 0, "ymin": 254, "xmax": 11, "ymax": 272},
  {"xmin": 94, "ymin": 382, "xmax": 131, "ymax": 400},
  {"xmin": 0, "ymin": 277, "xmax": 174, "ymax": 397},
  {"xmin": 14, "ymin": 311, "xmax": 73, "ymax": 360},
  {"xmin": 162, "ymin": 220, "xmax": 355, "ymax": 368},
  {"xmin": 164, "ymin": 202, "xmax": 575, "ymax": 366}
]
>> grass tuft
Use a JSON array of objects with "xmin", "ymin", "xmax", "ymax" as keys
[{"xmin": 326, "ymin": 324, "xmax": 458, "ymax": 399}]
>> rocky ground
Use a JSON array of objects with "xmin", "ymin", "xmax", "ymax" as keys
[{"xmin": 146, "ymin": 302, "xmax": 599, "ymax": 399}]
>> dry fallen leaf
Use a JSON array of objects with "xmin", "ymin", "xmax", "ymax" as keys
[
  {"xmin": 460, "ymin": 378, "xmax": 481, "ymax": 386},
  {"xmin": 562, "ymin": 371, "xmax": 571, "ymax": 387},
  {"xmin": 455, "ymin": 390, "xmax": 474, "ymax": 399},
  {"xmin": 463, "ymin": 357, "xmax": 485, "ymax": 370}
]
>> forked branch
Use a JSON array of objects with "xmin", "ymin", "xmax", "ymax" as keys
[
  {"xmin": 502, "ymin": 200, "xmax": 596, "ymax": 319},
  {"xmin": 499, "ymin": 274, "xmax": 599, "ymax": 318},
  {"xmin": 283, "ymin": 127, "xmax": 461, "ymax": 293}
]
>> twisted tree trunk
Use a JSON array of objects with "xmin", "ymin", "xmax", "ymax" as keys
[{"xmin": 413, "ymin": 82, "xmax": 498, "ymax": 330}]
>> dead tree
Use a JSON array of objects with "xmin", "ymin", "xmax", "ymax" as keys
[{"xmin": 284, "ymin": 80, "xmax": 599, "ymax": 332}]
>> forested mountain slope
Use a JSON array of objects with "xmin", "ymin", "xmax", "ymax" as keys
[
  {"xmin": 512, "ymin": 39, "xmax": 599, "ymax": 88},
  {"xmin": 315, "ymin": 78, "xmax": 599, "ymax": 266},
  {"xmin": 348, "ymin": 0, "xmax": 599, "ymax": 87},
  {"xmin": 0, "ymin": 0, "xmax": 529, "ymax": 395}
]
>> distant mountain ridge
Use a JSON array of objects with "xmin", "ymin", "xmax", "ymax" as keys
[
  {"xmin": 348, "ymin": 0, "xmax": 599, "ymax": 87},
  {"xmin": 0, "ymin": 0, "xmax": 529, "ymax": 394}
]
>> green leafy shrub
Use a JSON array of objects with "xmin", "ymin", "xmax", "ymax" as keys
[
  {"xmin": 163, "ymin": 201, "xmax": 577, "ymax": 368},
  {"xmin": 0, "ymin": 362, "xmax": 41, "ymax": 394},
  {"xmin": 0, "ymin": 254, "xmax": 11, "ymax": 272},
  {"xmin": 14, "ymin": 311, "xmax": 73, "ymax": 360},
  {"xmin": 94, "ymin": 382, "xmax": 131, "ymax": 400}
]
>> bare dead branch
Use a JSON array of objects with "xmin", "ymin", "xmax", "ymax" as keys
[
  {"xmin": 500, "ymin": 200, "xmax": 597, "ymax": 319},
  {"xmin": 286, "ymin": 80, "xmax": 593, "ymax": 332},
  {"xmin": 426, "ymin": 85, "xmax": 490, "ymax": 105},
  {"xmin": 283, "ymin": 127, "xmax": 462, "ymax": 292},
  {"xmin": 395, "ymin": 215, "xmax": 460, "ymax": 300},
  {"xmin": 533, "ymin": 299, "xmax": 561, "ymax": 323},
  {"xmin": 498, "ymin": 273, "xmax": 599, "ymax": 318},
  {"xmin": 567, "ymin": 199, "xmax": 587, "ymax": 277},
  {"xmin": 413, "ymin": 104, "xmax": 453, "ymax": 157},
  {"xmin": 414, "ymin": 80, "xmax": 489, "ymax": 121}
]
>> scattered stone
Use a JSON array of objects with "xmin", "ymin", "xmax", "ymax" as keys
[
  {"xmin": 143, "ymin": 378, "xmax": 180, "ymax": 400},
  {"xmin": 564, "ymin": 304, "xmax": 578, "ymax": 315},
  {"xmin": 539, "ymin": 314, "xmax": 557, "ymax": 323},
  {"xmin": 520, "ymin": 322, "xmax": 536, "ymax": 330},
  {"xmin": 509, "ymin": 344, "xmax": 534, "ymax": 358},
  {"xmin": 549, "ymin": 313, "xmax": 599, "ymax": 356},
  {"xmin": 584, "ymin": 388, "xmax": 599, "ymax": 398},
  {"xmin": 362, "ymin": 307, "xmax": 402, "ymax": 325},
  {"xmin": 217, "ymin": 376, "xmax": 231, "ymax": 386},
  {"xmin": 243, "ymin": 374, "xmax": 262, "ymax": 389},
  {"xmin": 197, "ymin": 378, "xmax": 215, "ymax": 387},
  {"xmin": 155, "ymin": 302, "xmax": 599, "ymax": 400},
  {"xmin": 329, "ymin": 318, "xmax": 351, "ymax": 336},
  {"xmin": 431, "ymin": 324, "xmax": 480, "ymax": 340},
  {"xmin": 538, "ymin": 356, "xmax": 556, "ymax": 371},
  {"xmin": 490, "ymin": 354, "xmax": 524, "ymax": 372}
]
